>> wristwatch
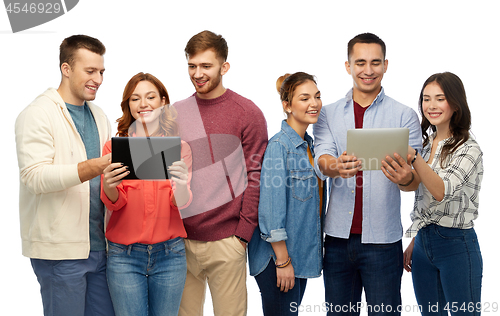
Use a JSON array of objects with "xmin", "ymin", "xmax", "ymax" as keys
[{"xmin": 411, "ymin": 148, "xmax": 418, "ymax": 164}]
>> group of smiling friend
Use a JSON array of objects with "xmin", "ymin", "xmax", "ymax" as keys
[{"xmin": 15, "ymin": 30, "xmax": 482, "ymax": 316}]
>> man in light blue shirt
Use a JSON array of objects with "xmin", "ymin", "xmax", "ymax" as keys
[{"xmin": 313, "ymin": 33, "xmax": 422, "ymax": 315}]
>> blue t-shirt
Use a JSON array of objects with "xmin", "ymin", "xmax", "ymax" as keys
[{"xmin": 66, "ymin": 102, "xmax": 106, "ymax": 251}]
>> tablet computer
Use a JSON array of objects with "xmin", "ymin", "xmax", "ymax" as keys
[
  {"xmin": 111, "ymin": 136, "xmax": 181, "ymax": 180},
  {"xmin": 346, "ymin": 128, "xmax": 409, "ymax": 171}
]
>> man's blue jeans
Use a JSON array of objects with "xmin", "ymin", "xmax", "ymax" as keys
[
  {"xmin": 106, "ymin": 238, "xmax": 187, "ymax": 316},
  {"xmin": 254, "ymin": 259, "xmax": 308, "ymax": 315},
  {"xmin": 323, "ymin": 234, "xmax": 403, "ymax": 316},
  {"xmin": 30, "ymin": 250, "xmax": 115, "ymax": 316},
  {"xmin": 412, "ymin": 225, "xmax": 482, "ymax": 316}
]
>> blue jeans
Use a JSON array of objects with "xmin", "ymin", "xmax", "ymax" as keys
[
  {"xmin": 412, "ymin": 225, "xmax": 483, "ymax": 316},
  {"xmin": 323, "ymin": 234, "xmax": 403, "ymax": 316},
  {"xmin": 106, "ymin": 238, "xmax": 187, "ymax": 316},
  {"xmin": 30, "ymin": 250, "xmax": 115, "ymax": 316},
  {"xmin": 255, "ymin": 259, "xmax": 308, "ymax": 316}
]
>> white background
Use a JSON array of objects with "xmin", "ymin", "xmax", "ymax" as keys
[{"xmin": 1, "ymin": 1, "xmax": 498, "ymax": 315}]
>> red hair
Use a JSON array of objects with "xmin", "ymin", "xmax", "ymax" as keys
[{"xmin": 116, "ymin": 72, "xmax": 178, "ymax": 137}]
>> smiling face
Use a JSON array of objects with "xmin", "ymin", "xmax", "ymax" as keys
[
  {"xmin": 422, "ymin": 81, "xmax": 455, "ymax": 134},
  {"xmin": 128, "ymin": 80, "xmax": 166, "ymax": 135},
  {"xmin": 63, "ymin": 48, "xmax": 105, "ymax": 105},
  {"xmin": 345, "ymin": 43, "xmax": 387, "ymax": 102},
  {"xmin": 187, "ymin": 49, "xmax": 229, "ymax": 99},
  {"xmin": 284, "ymin": 80, "xmax": 322, "ymax": 135}
]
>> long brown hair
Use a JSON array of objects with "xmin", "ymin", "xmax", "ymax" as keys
[
  {"xmin": 116, "ymin": 72, "xmax": 178, "ymax": 137},
  {"xmin": 419, "ymin": 72, "xmax": 471, "ymax": 167}
]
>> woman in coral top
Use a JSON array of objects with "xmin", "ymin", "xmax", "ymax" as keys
[{"xmin": 100, "ymin": 72, "xmax": 192, "ymax": 316}]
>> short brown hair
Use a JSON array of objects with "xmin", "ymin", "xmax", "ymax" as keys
[
  {"xmin": 347, "ymin": 33, "xmax": 386, "ymax": 61},
  {"xmin": 59, "ymin": 34, "xmax": 106, "ymax": 68},
  {"xmin": 184, "ymin": 30, "xmax": 228, "ymax": 62},
  {"xmin": 116, "ymin": 72, "xmax": 177, "ymax": 137}
]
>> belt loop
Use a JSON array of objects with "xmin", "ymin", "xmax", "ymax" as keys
[
  {"xmin": 164, "ymin": 242, "xmax": 169, "ymax": 256},
  {"xmin": 127, "ymin": 244, "xmax": 132, "ymax": 256}
]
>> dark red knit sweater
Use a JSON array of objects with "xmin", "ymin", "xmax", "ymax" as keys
[{"xmin": 173, "ymin": 89, "xmax": 268, "ymax": 242}]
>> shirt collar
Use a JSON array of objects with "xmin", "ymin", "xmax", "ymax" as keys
[
  {"xmin": 280, "ymin": 120, "xmax": 312, "ymax": 149},
  {"xmin": 428, "ymin": 132, "xmax": 453, "ymax": 146},
  {"xmin": 345, "ymin": 87, "xmax": 386, "ymax": 107}
]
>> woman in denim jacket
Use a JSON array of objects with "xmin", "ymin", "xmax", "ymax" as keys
[{"xmin": 248, "ymin": 72, "xmax": 326, "ymax": 315}]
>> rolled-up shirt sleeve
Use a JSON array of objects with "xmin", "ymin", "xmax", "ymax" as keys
[
  {"xmin": 403, "ymin": 107, "xmax": 423, "ymax": 152},
  {"xmin": 313, "ymin": 107, "xmax": 337, "ymax": 181},
  {"xmin": 258, "ymin": 140, "xmax": 289, "ymax": 243}
]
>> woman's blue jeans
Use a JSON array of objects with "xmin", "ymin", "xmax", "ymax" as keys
[
  {"xmin": 412, "ymin": 225, "xmax": 483, "ymax": 316},
  {"xmin": 106, "ymin": 238, "xmax": 187, "ymax": 316},
  {"xmin": 254, "ymin": 259, "xmax": 308, "ymax": 315}
]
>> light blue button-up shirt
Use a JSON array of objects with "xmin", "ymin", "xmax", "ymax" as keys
[{"xmin": 313, "ymin": 88, "xmax": 422, "ymax": 244}]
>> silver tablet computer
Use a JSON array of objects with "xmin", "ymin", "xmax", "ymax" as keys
[
  {"xmin": 346, "ymin": 128, "xmax": 409, "ymax": 171},
  {"xmin": 111, "ymin": 137, "xmax": 181, "ymax": 180}
]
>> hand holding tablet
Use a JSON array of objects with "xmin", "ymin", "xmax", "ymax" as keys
[
  {"xmin": 336, "ymin": 152, "xmax": 363, "ymax": 178},
  {"xmin": 346, "ymin": 128, "xmax": 409, "ymax": 171},
  {"xmin": 111, "ymin": 136, "xmax": 182, "ymax": 180}
]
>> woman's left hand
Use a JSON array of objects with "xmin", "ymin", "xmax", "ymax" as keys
[
  {"xmin": 404, "ymin": 238, "xmax": 415, "ymax": 272},
  {"xmin": 169, "ymin": 159, "xmax": 190, "ymax": 207},
  {"xmin": 168, "ymin": 159, "xmax": 189, "ymax": 187},
  {"xmin": 276, "ymin": 264, "xmax": 295, "ymax": 293}
]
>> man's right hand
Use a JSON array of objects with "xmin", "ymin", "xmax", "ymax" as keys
[
  {"xmin": 77, "ymin": 153, "xmax": 111, "ymax": 183},
  {"xmin": 95, "ymin": 153, "xmax": 112, "ymax": 174},
  {"xmin": 318, "ymin": 151, "xmax": 361, "ymax": 179},
  {"xmin": 337, "ymin": 151, "xmax": 362, "ymax": 178}
]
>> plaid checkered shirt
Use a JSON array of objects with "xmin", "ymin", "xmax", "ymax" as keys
[{"xmin": 405, "ymin": 134, "xmax": 483, "ymax": 238}]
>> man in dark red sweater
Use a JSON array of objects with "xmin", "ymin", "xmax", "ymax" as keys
[{"xmin": 174, "ymin": 30, "xmax": 268, "ymax": 316}]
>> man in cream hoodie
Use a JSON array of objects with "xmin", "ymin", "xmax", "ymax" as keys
[{"xmin": 15, "ymin": 35, "xmax": 115, "ymax": 316}]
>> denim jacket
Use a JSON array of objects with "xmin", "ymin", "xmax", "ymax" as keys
[{"xmin": 248, "ymin": 120, "xmax": 326, "ymax": 278}]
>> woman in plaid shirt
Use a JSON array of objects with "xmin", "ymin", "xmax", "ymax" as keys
[{"xmin": 400, "ymin": 72, "xmax": 483, "ymax": 315}]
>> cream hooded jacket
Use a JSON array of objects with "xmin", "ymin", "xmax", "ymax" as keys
[{"xmin": 15, "ymin": 88, "xmax": 111, "ymax": 260}]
